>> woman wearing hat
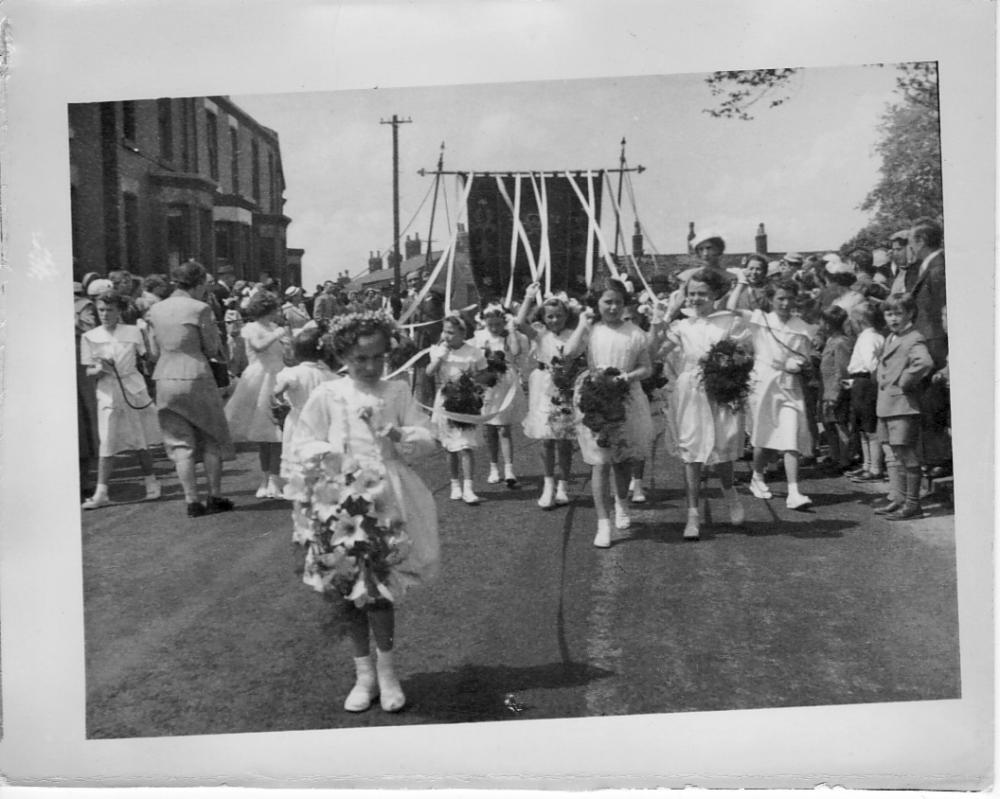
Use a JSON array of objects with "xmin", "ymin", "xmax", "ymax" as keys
[
  {"xmin": 146, "ymin": 260, "xmax": 235, "ymax": 517},
  {"xmin": 281, "ymin": 286, "xmax": 311, "ymax": 334}
]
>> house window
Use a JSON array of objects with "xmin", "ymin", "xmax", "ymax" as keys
[
  {"xmin": 251, "ymin": 138, "xmax": 260, "ymax": 202},
  {"xmin": 166, "ymin": 206, "xmax": 190, "ymax": 269},
  {"xmin": 122, "ymin": 101, "xmax": 136, "ymax": 142},
  {"xmin": 199, "ymin": 207, "xmax": 213, "ymax": 267},
  {"xmin": 157, "ymin": 98, "xmax": 173, "ymax": 161},
  {"xmin": 190, "ymin": 99, "xmax": 199, "ymax": 173},
  {"xmin": 206, "ymin": 110, "xmax": 219, "ymax": 181},
  {"xmin": 230, "ymin": 127, "xmax": 239, "ymax": 195},
  {"xmin": 123, "ymin": 192, "xmax": 140, "ymax": 272},
  {"xmin": 268, "ymin": 151, "xmax": 276, "ymax": 213},
  {"xmin": 215, "ymin": 222, "xmax": 231, "ymax": 262}
]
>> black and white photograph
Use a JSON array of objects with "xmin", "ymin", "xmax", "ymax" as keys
[{"xmin": 0, "ymin": 0, "xmax": 994, "ymax": 790}]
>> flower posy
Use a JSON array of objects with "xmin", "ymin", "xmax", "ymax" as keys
[
  {"xmin": 577, "ymin": 367, "xmax": 630, "ymax": 448},
  {"xmin": 699, "ymin": 339, "xmax": 754, "ymax": 411}
]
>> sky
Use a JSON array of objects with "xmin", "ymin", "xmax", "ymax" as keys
[{"xmin": 232, "ymin": 64, "xmax": 903, "ymax": 289}]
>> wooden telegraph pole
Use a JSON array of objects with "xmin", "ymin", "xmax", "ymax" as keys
[
  {"xmin": 613, "ymin": 137, "xmax": 627, "ymax": 260},
  {"xmin": 380, "ymin": 114, "xmax": 412, "ymax": 297}
]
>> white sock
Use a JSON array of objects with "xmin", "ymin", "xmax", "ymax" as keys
[
  {"xmin": 752, "ymin": 471, "xmax": 766, "ymax": 482},
  {"xmin": 92, "ymin": 484, "xmax": 109, "ymax": 500},
  {"xmin": 144, "ymin": 474, "xmax": 158, "ymax": 487},
  {"xmin": 788, "ymin": 481, "xmax": 801, "ymax": 495}
]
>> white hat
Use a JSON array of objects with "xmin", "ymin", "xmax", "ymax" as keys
[
  {"xmin": 767, "ymin": 260, "xmax": 783, "ymax": 277},
  {"xmin": 782, "ymin": 252, "xmax": 804, "ymax": 264},
  {"xmin": 86, "ymin": 278, "xmax": 114, "ymax": 296},
  {"xmin": 284, "ymin": 286, "xmax": 303, "ymax": 298},
  {"xmin": 872, "ymin": 248, "xmax": 891, "ymax": 267},
  {"xmin": 823, "ymin": 254, "xmax": 853, "ymax": 275},
  {"xmin": 691, "ymin": 230, "xmax": 726, "ymax": 250}
]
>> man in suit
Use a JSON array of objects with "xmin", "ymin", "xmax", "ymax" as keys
[
  {"xmin": 887, "ymin": 229, "xmax": 912, "ymax": 295},
  {"xmin": 905, "ymin": 220, "xmax": 950, "ymax": 474}
]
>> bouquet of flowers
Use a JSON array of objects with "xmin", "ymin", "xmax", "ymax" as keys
[
  {"xmin": 640, "ymin": 361, "xmax": 669, "ymax": 402},
  {"xmin": 270, "ymin": 394, "xmax": 292, "ymax": 429},
  {"xmin": 547, "ymin": 349, "xmax": 586, "ymax": 438},
  {"xmin": 483, "ymin": 346, "xmax": 508, "ymax": 375},
  {"xmin": 286, "ymin": 442, "xmax": 411, "ymax": 606},
  {"xmin": 441, "ymin": 372, "xmax": 485, "ymax": 428},
  {"xmin": 699, "ymin": 339, "xmax": 755, "ymax": 412},
  {"xmin": 577, "ymin": 367, "xmax": 631, "ymax": 448}
]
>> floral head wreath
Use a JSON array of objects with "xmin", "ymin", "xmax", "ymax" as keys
[
  {"xmin": 476, "ymin": 302, "xmax": 511, "ymax": 326},
  {"xmin": 326, "ymin": 310, "xmax": 401, "ymax": 349}
]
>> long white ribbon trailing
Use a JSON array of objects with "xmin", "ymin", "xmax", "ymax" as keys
[
  {"xmin": 585, "ymin": 170, "xmax": 596, "ymax": 286},
  {"xmin": 494, "ymin": 175, "xmax": 539, "ymax": 306},
  {"xmin": 529, "ymin": 172, "xmax": 551, "ymax": 296},
  {"xmin": 603, "ymin": 170, "xmax": 656, "ymax": 299},
  {"xmin": 398, "ymin": 173, "xmax": 476, "ymax": 325},
  {"xmin": 418, "ymin": 373, "xmax": 519, "ymax": 424},
  {"xmin": 564, "ymin": 170, "xmax": 621, "ymax": 281}
]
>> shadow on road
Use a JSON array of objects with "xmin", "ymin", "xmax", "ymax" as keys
[
  {"xmin": 617, "ymin": 516, "xmax": 854, "ymax": 545},
  {"xmin": 402, "ymin": 660, "xmax": 614, "ymax": 722}
]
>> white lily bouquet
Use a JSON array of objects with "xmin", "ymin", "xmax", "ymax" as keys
[{"xmin": 286, "ymin": 439, "xmax": 412, "ymax": 606}]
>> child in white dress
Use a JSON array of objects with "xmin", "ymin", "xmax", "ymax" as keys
[
  {"xmin": 275, "ymin": 325, "xmax": 339, "ymax": 543},
  {"xmin": 515, "ymin": 283, "xmax": 580, "ymax": 508},
  {"xmin": 290, "ymin": 312, "xmax": 439, "ymax": 713},
  {"xmin": 658, "ymin": 269, "xmax": 749, "ymax": 540},
  {"xmin": 427, "ymin": 314, "xmax": 488, "ymax": 504},
  {"xmin": 472, "ymin": 303, "xmax": 528, "ymax": 488},
  {"xmin": 225, "ymin": 291, "xmax": 290, "ymax": 498},
  {"xmin": 728, "ymin": 276, "xmax": 815, "ymax": 509},
  {"xmin": 80, "ymin": 290, "xmax": 163, "ymax": 508},
  {"xmin": 565, "ymin": 278, "xmax": 653, "ymax": 548}
]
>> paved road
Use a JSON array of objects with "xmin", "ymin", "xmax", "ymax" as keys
[{"xmin": 82, "ymin": 432, "xmax": 959, "ymax": 738}]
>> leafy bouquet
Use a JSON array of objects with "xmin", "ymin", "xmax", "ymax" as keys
[
  {"xmin": 547, "ymin": 349, "xmax": 586, "ymax": 438},
  {"xmin": 577, "ymin": 367, "xmax": 631, "ymax": 448},
  {"xmin": 483, "ymin": 345, "xmax": 508, "ymax": 375},
  {"xmin": 640, "ymin": 361, "xmax": 669, "ymax": 402},
  {"xmin": 699, "ymin": 339, "xmax": 755, "ymax": 412},
  {"xmin": 287, "ymin": 441, "xmax": 411, "ymax": 606},
  {"xmin": 441, "ymin": 372, "xmax": 485, "ymax": 428}
]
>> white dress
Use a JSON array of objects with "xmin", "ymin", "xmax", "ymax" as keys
[
  {"xmin": 224, "ymin": 321, "xmax": 286, "ymax": 443},
  {"xmin": 80, "ymin": 324, "xmax": 162, "ymax": 456},
  {"xmin": 275, "ymin": 361, "xmax": 338, "ymax": 479},
  {"xmin": 522, "ymin": 326, "xmax": 577, "ymax": 440},
  {"xmin": 575, "ymin": 321, "xmax": 654, "ymax": 465},
  {"xmin": 291, "ymin": 378, "xmax": 439, "ymax": 597},
  {"xmin": 746, "ymin": 310, "xmax": 814, "ymax": 453},
  {"xmin": 472, "ymin": 328, "xmax": 528, "ymax": 427},
  {"xmin": 431, "ymin": 342, "xmax": 487, "ymax": 452},
  {"xmin": 663, "ymin": 311, "xmax": 750, "ymax": 465}
]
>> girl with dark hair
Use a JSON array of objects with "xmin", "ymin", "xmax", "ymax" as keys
[
  {"xmin": 289, "ymin": 311, "xmax": 439, "ymax": 713},
  {"xmin": 817, "ymin": 304, "xmax": 855, "ymax": 471},
  {"xmin": 728, "ymin": 276, "xmax": 815, "ymax": 509},
  {"xmin": 224, "ymin": 290, "xmax": 291, "ymax": 498},
  {"xmin": 657, "ymin": 269, "xmax": 750, "ymax": 539},
  {"xmin": 427, "ymin": 313, "xmax": 488, "ymax": 504},
  {"xmin": 80, "ymin": 290, "xmax": 163, "ymax": 508},
  {"xmin": 565, "ymin": 277, "xmax": 653, "ymax": 548}
]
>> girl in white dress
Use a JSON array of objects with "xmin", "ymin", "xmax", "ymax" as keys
[
  {"xmin": 290, "ymin": 312, "xmax": 438, "ymax": 714},
  {"xmin": 514, "ymin": 283, "xmax": 580, "ymax": 508},
  {"xmin": 472, "ymin": 303, "xmax": 528, "ymax": 488},
  {"xmin": 728, "ymin": 275, "xmax": 815, "ymax": 509},
  {"xmin": 224, "ymin": 291, "xmax": 291, "ymax": 498},
  {"xmin": 565, "ymin": 279, "xmax": 653, "ymax": 548},
  {"xmin": 427, "ymin": 314, "xmax": 487, "ymax": 504},
  {"xmin": 80, "ymin": 290, "xmax": 163, "ymax": 508},
  {"xmin": 275, "ymin": 325, "xmax": 339, "ymax": 543},
  {"xmin": 658, "ymin": 270, "xmax": 749, "ymax": 540}
]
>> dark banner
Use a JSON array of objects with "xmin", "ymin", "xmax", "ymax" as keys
[{"xmin": 464, "ymin": 172, "xmax": 603, "ymax": 303}]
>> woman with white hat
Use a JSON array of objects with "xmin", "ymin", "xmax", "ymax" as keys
[{"xmin": 282, "ymin": 286, "xmax": 311, "ymax": 334}]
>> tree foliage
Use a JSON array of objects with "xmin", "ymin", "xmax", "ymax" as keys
[{"xmin": 704, "ymin": 63, "xmax": 943, "ymax": 249}]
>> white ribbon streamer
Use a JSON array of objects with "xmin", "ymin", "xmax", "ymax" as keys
[
  {"xmin": 603, "ymin": 170, "xmax": 656, "ymax": 299},
  {"xmin": 563, "ymin": 170, "xmax": 621, "ymax": 282}
]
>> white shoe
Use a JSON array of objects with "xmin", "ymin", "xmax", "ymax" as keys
[
  {"xmin": 504, "ymin": 467, "xmax": 519, "ymax": 489},
  {"xmin": 265, "ymin": 478, "xmax": 283, "ymax": 499},
  {"xmin": 449, "ymin": 481, "xmax": 463, "ymax": 501},
  {"xmin": 683, "ymin": 510, "xmax": 700, "ymax": 540},
  {"xmin": 81, "ymin": 494, "xmax": 110, "ymax": 510},
  {"xmin": 487, "ymin": 465, "xmax": 502, "ymax": 484},
  {"xmin": 256, "ymin": 482, "xmax": 270, "ymax": 499},
  {"xmin": 614, "ymin": 500, "xmax": 631, "ymax": 530},
  {"xmin": 728, "ymin": 496, "xmax": 746, "ymax": 526},
  {"xmin": 593, "ymin": 519, "xmax": 612, "ymax": 548},
  {"xmin": 749, "ymin": 475, "xmax": 772, "ymax": 500},
  {"xmin": 631, "ymin": 485, "xmax": 647, "ymax": 504},
  {"xmin": 537, "ymin": 480, "xmax": 555, "ymax": 509},
  {"xmin": 462, "ymin": 485, "xmax": 481, "ymax": 505},
  {"xmin": 144, "ymin": 481, "xmax": 162, "ymax": 500},
  {"xmin": 375, "ymin": 649, "xmax": 406, "ymax": 712},
  {"xmin": 786, "ymin": 492, "xmax": 812, "ymax": 510},
  {"xmin": 344, "ymin": 656, "xmax": 378, "ymax": 713},
  {"xmin": 554, "ymin": 482, "xmax": 570, "ymax": 506}
]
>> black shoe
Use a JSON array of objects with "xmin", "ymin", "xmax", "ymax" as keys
[
  {"xmin": 886, "ymin": 503, "xmax": 923, "ymax": 521},
  {"xmin": 873, "ymin": 500, "xmax": 902, "ymax": 515},
  {"xmin": 187, "ymin": 501, "xmax": 208, "ymax": 518},
  {"xmin": 207, "ymin": 496, "xmax": 234, "ymax": 513}
]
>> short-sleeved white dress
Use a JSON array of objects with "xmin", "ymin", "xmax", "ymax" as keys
[
  {"xmin": 80, "ymin": 324, "xmax": 162, "ymax": 456},
  {"xmin": 664, "ymin": 311, "xmax": 750, "ymax": 465},
  {"xmin": 575, "ymin": 321, "xmax": 654, "ymax": 465},
  {"xmin": 275, "ymin": 360, "xmax": 338, "ymax": 480},
  {"xmin": 224, "ymin": 321, "xmax": 286, "ymax": 443},
  {"xmin": 472, "ymin": 328, "xmax": 528, "ymax": 427},
  {"xmin": 522, "ymin": 326, "xmax": 577, "ymax": 440},
  {"xmin": 431, "ymin": 342, "xmax": 487, "ymax": 452}
]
